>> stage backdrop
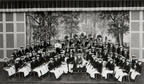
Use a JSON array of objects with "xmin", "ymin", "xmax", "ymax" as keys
[
  {"xmin": 1, "ymin": 11, "xmax": 144, "ymax": 61},
  {"xmin": 26, "ymin": 11, "xmax": 129, "ymax": 47}
]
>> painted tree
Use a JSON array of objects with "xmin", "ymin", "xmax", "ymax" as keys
[
  {"xmin": 100, "ymin": 11, "xmax": 129, "ymax": 46},
  {"xmin": 26, "ymin": 12, "xmax": 61, "ymax": 44},
  {"xmin": 61, "ymin": 12, "xmax": 80, "ymax": 39},
  {"xmin": 80, "ymin": 12, "xmax": 107, "ymax": 39}
]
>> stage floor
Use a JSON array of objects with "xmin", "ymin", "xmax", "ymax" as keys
[{"xmin": 0, "ymin": 62, "xmax": 144, "ymax": 84}]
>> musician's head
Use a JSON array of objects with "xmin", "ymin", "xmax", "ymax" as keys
[
  {"xmin": 138, "ymin": 61, "xmax": 142, "ymax": 65},
  {"xmin": 57, "ymin": 40, "xmax": 60, "ymax": 43},
  {"xmin": 122, "ymin": 57, "xmax": 125, "ymax": 62},
  {"xmin": 32, "ymin": 57, "xmax": 36, "ymax": 62},
  {"xmin": 32, "ymin": 51, "xmax": 37, "ymax": 56},
  {"xmin": 26, "ymin": 53, "xmax": 30, "ymax": 57},
  {"xmin": 26, "ymin": 44, "xmax": 30, "ymax": 48},
  {"xmin": 110, "ymin": 59, "xmax": 113, "ymax": 63},
  {"xmin": 4, "ymin": 57, "xmax": 8, "ymax": 62},
  {"xmin": 50, "ymin": 58, "xmax": 53, "ymax": 62},
  {"xmin": 10, "ymin": 55, "xmax": 14, "ymax": 60},
  {"xmin": 20, "ymin": 46, "xmax": 24, "ymax": 50},
  {"xmin": 114, "ymin": 53, "xmax": 118, "ymax": 58},
  {"xmin": 126, "ymin": 60, "xmax": 130, "ymax": 65},
  {"xmin": 54, "ymin": 56, "xmax": 58, "ymax": 60},
  {"xmin": 14, "ymin": 49, "xmax": 18, "ymax": 53},
  {"xmin": 135, "ymin": 59, "xmax": 138, "ymax": 63},
  {"xmin": 36, "ymin": 55, "xmax": 40, "ymax": 59}
]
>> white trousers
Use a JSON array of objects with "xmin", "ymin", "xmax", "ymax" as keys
[
  {"xmin": 101, "ymin": 68, "xmax": 113, "ymax": 79},
  {"xmin": 86, "ymin": 64, "xmax": 99, "ymax": 78},
  {"xmin": 4, "ymin": 65, "xmax": 16, "ymax": 76},
  {"xmin": 130, "ymin": 70, "xmax": 140, "ymax": 80},
  {"xmin": 115, "ymin": 69, "xmax": 128, "ymax": 82},
  {"xmin": 68, "ymin": 64, "xmax": 73, "ymax": 73}
]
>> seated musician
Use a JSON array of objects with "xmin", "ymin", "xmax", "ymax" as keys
[
  {"xmin": 4, "ymin": 58, "xmax": 11, "ymax": 67},
  {"xmin": 113, "ymin": 53, "xmax": 120, "ymax": 66},
  {"xmin": 24, "ymin": 53, "xmax": 32, "ymax": 62},
  {"xmin": 18, "ymin": 46, "xmax": 25, "ymax": 56},
  {"xmin": 10, "ymin": 55, "xmax": 15, "ymax": 64},
  {"xmin": 102, "ymin": 58, "xmax": 114, "ymax": 79},
  {"xmin": 67, "ymin": 53, "xmax": 75, "ymax": 73},
  {"xmin": 75, "ymin": 53, "xmax": 83, "ymax": 72},
  {"xmin": 44, "ymin": 52, "xmax": 51, "ymax": 62},
  {"xmin": 88, "ymin": 57, "xmax": 100, "ymax": 78},
  {"xmin": 48, "ymin": 58, "xmax": 55, "ymax": 70},
  {"xmin": 12, "ymin": 49, "xmax": 19, "ymax": 59},
  {"xmin": 60, "ymin": 53, "xmax": 65, "ymax": 63},
  {"xmin": 31, "ymin": 57, "xmax": 37, "ymax": 69},
  {"xmin": 54, "ymin": 55, "xmax": 61, "ymax": 68},
  {"xmin": 31, "ymin": 43, "xmax": 35, "ymax": 51},
  {"xmin": 102, "ymin": 49, "xmax": 108, "ymax": 61},
  {"xmin": 14, "ymin": 58, "xmax": 22, "ymax": 71},
  {"xmin": 25, "ymin": 45, "xmax": 32, "ymax": 53},
  {"xmin": 131, "ymin": 57, "xmax": 138, "ymax": 69},
  {"xmin": 97, "ymin": 58, "xmax": 103, "ymax": 73},
  {"xmin": 136, "ymin": 61, "xmax": 143, "ymax": 74},
  {"xmin": 131, "ymin": 60, "xmax": 143, "ymax": 80},
  {"xmin": 36, "ymin": 54, "xmax": 44, "ymax": 66},
  {"xmin": 91, "ymin": 47, "xmax": 96, "ymax": 55},
  {"xmin": 41, "ymin": 52, "xmax": 47, "ymax": 63},
  {"xmin": 119, "ymin": 56, "xmax": 126, "ymax": 68},
  {"xmin": 34, "ymin": 42, "xmax": 41, "ymax": 52},
  {"xmin": 32, "ymin": 51, "xmax": 37, "ymax": 57},
  {"xmin": 109, "ymin": 52, "xmax": 113, "ymax": 58},
  {"xmin": 115, "ymin": 60, "xmax": 131, "ymax": 82},
  {"xmin": 57, "ymin": 54, "xmax": 62, "ymax": 66},
  {"xmin": 65, "ymin": 48, "xmax": 70, "ymax": 57}
]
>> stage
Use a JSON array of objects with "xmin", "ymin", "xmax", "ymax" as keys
[{"xmin": 0, "ymin": 63, "xmax": 143, "ymax": 84}]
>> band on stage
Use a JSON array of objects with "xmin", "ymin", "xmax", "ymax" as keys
[{"xmin": 3, "ymin": 33, "xmax": 142, "ymax": 82}]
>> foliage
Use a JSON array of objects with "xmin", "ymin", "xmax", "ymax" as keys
[
  {"xmin": 26, "ymin": 12, "xmax": 61, "ymax": 42},
  {"xmin": 60, "ymin": 12, "xmax": 80, "ymax": 38},
  {"xmin": 99, "ymin": 11, "xmax": 129, "ymax": 45}
]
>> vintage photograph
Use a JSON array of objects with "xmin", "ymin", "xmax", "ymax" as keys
[{"xmin": 0, "ymin": 0, "xmax": 144, "ymax": 84}]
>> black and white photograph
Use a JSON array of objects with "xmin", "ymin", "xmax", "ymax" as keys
[{"xmin": 0, "ymin": 0, "xmax": 144, "ymax": 84}]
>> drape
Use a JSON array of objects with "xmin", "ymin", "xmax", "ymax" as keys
[{"xmin": 0, "ymin": 0, "xmax": 144, "ymax": 12}]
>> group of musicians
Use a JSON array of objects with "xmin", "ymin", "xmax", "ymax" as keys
[{"xmin": 3, "ymin": 33, "xmax": 142, "ymax": 82}]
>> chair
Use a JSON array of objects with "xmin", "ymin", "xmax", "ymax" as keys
[
  {"xmin": 123, "ymin": 72, "xmax": 131, "ymax": 82},
  {"xmin": 95, "ymin": 73, "xmax": 102, "ymax": 80},
  {"xmin": 107, "ymin": 73, "xmax": 114, "ymax": 80}
]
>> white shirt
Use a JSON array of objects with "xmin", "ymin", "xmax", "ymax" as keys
[{"xmin": 54, "ymin": 43, "xmax": 62, "ymax": 49}]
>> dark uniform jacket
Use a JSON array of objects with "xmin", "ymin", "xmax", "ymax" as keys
[
  {"xmin": 67, "ymin": 57, "xmax": 74, "ymax": 64},
  {"xmin": 106, "ymin": 62, "xmax": 115, "ymax": 70},
  {"xmin": 97, "ymin": 62, "xmax": 103, "ymax": 73},
  {"xmin": 123, "ymin": 64, "xmax": 130, "ymax": 73},
  {"xmin": 136, "ymin": 64, "xmax": 142, "ymax": 73},
  {"xmin": 48, "ymin": 62, "xmax": 55, "ymax": 70}
]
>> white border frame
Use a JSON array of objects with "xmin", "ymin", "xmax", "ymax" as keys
[{"xmin": 0, "ymin": 7, "xmax": 144, "ymax": 12}]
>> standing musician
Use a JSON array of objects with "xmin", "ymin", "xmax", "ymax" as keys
[{"xmin": 54, "ymin": 40, "xmax": 62, "ymax": 54}]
